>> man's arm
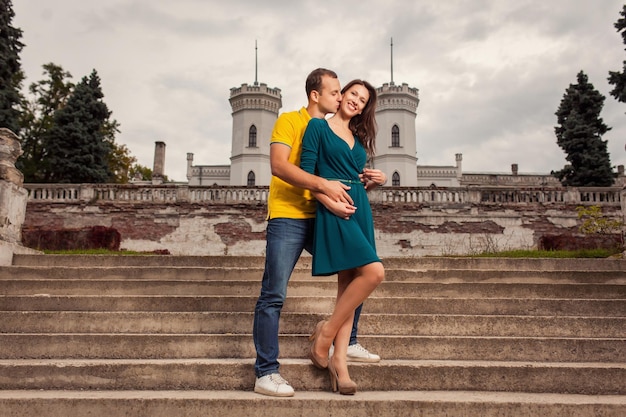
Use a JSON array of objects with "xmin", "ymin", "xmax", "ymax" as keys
[{"xmin": 270, "ymin": 143, "xmax": 353, "ymax": 205}]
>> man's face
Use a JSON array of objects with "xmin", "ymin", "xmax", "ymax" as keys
[{"xmin": 317, "ymin": 75, "xmax": 342, "ymax": 114}]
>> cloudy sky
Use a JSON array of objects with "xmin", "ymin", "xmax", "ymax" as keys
[{"xmin": 13, "ymin": 0, "xmax": 626, "ymax": 182}]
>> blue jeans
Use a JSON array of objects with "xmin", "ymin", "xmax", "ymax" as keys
[{"xmin": 253, "ymin": 218, "xmax": 362, "ymax": 377}]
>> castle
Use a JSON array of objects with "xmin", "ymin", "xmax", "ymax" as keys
[{"xmin": 183, "ymin": 77, "xmax": 574, "ymax": 189}]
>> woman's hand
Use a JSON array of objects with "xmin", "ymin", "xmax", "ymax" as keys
[
  {"xmin": 313, "ymin": 192, "xmax": 357, "ymax": 220},
  {"xmin": 360, "ymin": 168, "xmax": 387, "ymax": 190}
]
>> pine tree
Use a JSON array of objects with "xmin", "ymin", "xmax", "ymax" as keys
[
  {"xmin": 0, "ymin": 0, "xmax": 24, "ymax": 133},
  {"xmin": 554, "ymin": 71, "xmax": 614, "ymax": 187},
  {"xmin": 608, "ymin": 5, "xmax": 626, "ymax": 104},
  {"xmin": 43, "ymin": 70, "xmax": 114, "ymax": 183},
  {"xmin": 18, "ymin": 63, "xmax": 74, "ymax": 182}
]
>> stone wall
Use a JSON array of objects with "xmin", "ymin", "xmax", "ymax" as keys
[
  {"xmin": 21, "ymin": 183, "xmax": 624, "ymax": 257},
  {"xmin": 0, "ymin": 128, "xmax": 40, "ymax": 265}
]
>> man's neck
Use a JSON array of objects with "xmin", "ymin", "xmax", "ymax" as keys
[{"xmin": 306, "ymin": 105, "xmax": 326, "ymax": 119}]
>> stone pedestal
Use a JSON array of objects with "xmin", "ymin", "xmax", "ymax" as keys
[
  {"xmin": 0, "ymin": 182, "xmax": 35, "ymax": 265},
  {"xmin": 0, "ymin": 128, "xmax": 39, "ymax": 265}
]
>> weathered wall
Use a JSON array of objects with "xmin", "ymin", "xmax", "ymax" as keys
[{"xmin": 22, "ymin": 199, "xmax": 622, "ymax": 257}]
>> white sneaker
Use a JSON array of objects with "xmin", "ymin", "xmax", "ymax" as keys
[
  {"xmin": 330, "ymin": 343, "xmax": 381, "ymax": 363},
  {"xmin": 254, "ymin": 373, "xmax": 295, "ymax": 397}
]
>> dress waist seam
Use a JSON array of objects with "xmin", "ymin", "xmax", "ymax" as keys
[{"xmin": 325, "ymin": 178, "xmax": 363, "ymax": 185}]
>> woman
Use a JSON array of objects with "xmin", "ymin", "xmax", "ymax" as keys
[{"xmin": 300, "ymin": 79, "xmax": 386, "ymax": 394}]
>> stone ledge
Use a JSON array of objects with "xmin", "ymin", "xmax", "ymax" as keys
[{"xmin": 0, "ymin": 241, "xmax": 41, "ymax": 266}]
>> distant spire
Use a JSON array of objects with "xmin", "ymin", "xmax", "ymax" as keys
[
  {"xmin": 390, "ymin": 37, "xmax": 394, "ymax": 86},
  {"xmin": 254, "ymin": 40, "xmax": 259, "ymax": 86}
]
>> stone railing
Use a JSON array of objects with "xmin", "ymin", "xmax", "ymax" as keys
[
  {"xmin": 23, "ymin": 183, "xmax": 623, "ymax": 207},
  {"xmin": 379, "ymin": 186, "xmax": 622, "ymax": 206},
  {"xmin": 25, "ymin": 184, "xmax": 271, "ymax": 204}
]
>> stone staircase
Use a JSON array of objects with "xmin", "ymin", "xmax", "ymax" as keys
[{"xmin": 0, "ymin": 254, "xmax": 625, "ymax": 416}]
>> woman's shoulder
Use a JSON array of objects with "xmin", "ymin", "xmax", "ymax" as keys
[{"xmin": 308, "ymin": 117, "xmax": 329, "ymax": 128}]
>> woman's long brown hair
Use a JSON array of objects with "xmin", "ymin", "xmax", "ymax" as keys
[{"xmin": 343, "ymin": 79, "xmax": 378, "ymax": 156}]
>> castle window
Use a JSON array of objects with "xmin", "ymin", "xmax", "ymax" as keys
[
  {"xmin": 248, "ymin": 125, "xmax": 257, "ymax": 148},
  {"xmin": 392, "ymin": 172, "xmax": 400, "ymax": 186},
  {"xmin": 391, "ymin": 125, "xmax": 400, "ymax": 147},
  {"xmin": 247, "ymin": 171, "xmax": 256, "ymax": 186}
]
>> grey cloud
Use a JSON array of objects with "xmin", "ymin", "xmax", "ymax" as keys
[{"xmin": 12, "ymin": 0, "xmax": 626, "ymax": 181}]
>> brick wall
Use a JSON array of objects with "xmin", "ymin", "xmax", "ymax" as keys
[{"xmin": 22, "ymin": 199, "xmax": 623, "ymax": 257}]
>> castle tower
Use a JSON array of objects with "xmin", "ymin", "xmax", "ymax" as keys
[
  {"xmin": 372, "ymin": 82, "xmax": 419, "ymax": 187},
  {"xmin": 228, "ymin": 83, "xmax": 282, "ymax": 186},
  {"xmin": 371, "ymin": 38, "xmax": 419, "ymax": 187}
]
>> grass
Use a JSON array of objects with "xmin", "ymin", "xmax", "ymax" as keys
[
  {"xmin": 42, "ymin": 248, "xmax": 624, "ymax": 258},
  {"xmin": 43, "ymin": 249, "xmax": 149, "ymax": 255},
  {"xmin": 472, "ymin": 248, "xmax": 622, "ymax": 258}
]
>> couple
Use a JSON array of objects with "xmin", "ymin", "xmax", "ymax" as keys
[{"xmin": 253, "ymin": 68, "xmax": 386, "ymax": 397}]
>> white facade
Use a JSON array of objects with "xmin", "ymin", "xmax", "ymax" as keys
[{"xmin": 371, "ymin": 82, "xmax": 419, "ymax": 187}]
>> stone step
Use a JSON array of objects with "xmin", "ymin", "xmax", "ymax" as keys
[
  {"xmin": 2, "ymin": 279, "xmax": 624, "ymax": 298},
  {"xmin": 12, "ymin": 254, "xmax": 626, "ymax": 272},
  {"xmin": 2, "ymin": 295, "xmax": 624, "ymax": 316},
  {"xmin": 1, "ymin": 390, "xmax": 624, "ymax": 417},
  {"xmin": 0, "ymin": 359, "xmax": 624, "ymax": 395},
  {"xmin": 2, "ymin": 255, "xmax": 624, "ymax": 414},
  {"xmin": 0, "ymin": 334, "xmax": 623, "ymax": 362},
  {"xmin": 3, "ymin": 265, "xmax": 625, "ymax": 283},
  {"xmin": 0, "ymin": 312, "xmax": 623, "ymax": 338}
]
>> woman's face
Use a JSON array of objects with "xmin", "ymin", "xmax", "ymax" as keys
[{"xmin": 341, "ymin": 84, "xmax": 370, "ymax": 116}]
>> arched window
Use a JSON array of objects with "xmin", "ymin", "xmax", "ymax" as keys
[
  {"xmin": 248, "ymin": 125, "xmax": 257, "ymax": 148},
  {"xmin": 392, "ymin": 172, "xmax": 400, "ymax": 186},
  {"xmin": 391, "ymin": 125, "xmax": 400, "ymax": 147},
  {"xmin": 247, "ymin": 171, "xmax": 256, "ymax": 186}
]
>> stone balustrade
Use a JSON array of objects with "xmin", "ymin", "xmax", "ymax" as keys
[
  {"xmin": 23, "ymin": 183, "xmax": 623, "ymax": 207},
  {"xmin": 25, "ymin": 184, "xmax": 271, "ymax": 204},
  {"xmin": 378, "ymin": 186, "xmax": 622, "ymax": 205}
]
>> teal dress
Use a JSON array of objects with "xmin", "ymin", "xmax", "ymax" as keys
[{"xmin": 300, "ymin": 118, "xmax": 381, "ymax": 276}]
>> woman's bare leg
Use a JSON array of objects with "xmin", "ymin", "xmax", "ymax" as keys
[
  {"xmin": 331, "ymin": 270, "xmax": 356, "ymax": 383},
  {"xmin": 331, "ymin": 310, "xmax": 355, "ymax": 385},
  {"xmin": 312, "ymin": 262, "xmax": 384, "ymax": 362}
]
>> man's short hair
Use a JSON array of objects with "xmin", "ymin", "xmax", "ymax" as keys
[{"xmin": 306, "ymin": 68, "xmax": 338, "ymax": 97}]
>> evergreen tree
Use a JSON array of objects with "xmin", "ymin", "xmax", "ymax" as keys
[
  {"xmin": 0, "ymin": 0, "xmax": 24, "ymax": 132},
  {"xmin": 18, "ymin": 63, "xmax": 74, "ymax": 182},
  {"xmin": 43, "ymin": 69, "xmax": 114, "ymax": 183},
  {"xmin": 554, "ymin": 71, "xmax": 614, "ymax": 187},
  {"xmin": 19, "ymin": 64, "xmax": 134, "ymax": 183},
  {"xmin": 608, "ymin": 5, "xmax": 626, "ymax": 104}
]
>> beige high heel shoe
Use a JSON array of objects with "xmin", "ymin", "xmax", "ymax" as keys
[
  {"xmin": 328, "ymin": 356, "xmax": 357, "ymax": 395},
  {"xmin": 308, "ymin": 320, "xmax": 329, "ymax": 369}
]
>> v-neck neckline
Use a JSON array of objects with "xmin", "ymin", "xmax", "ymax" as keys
[{"xmin": 326, "ymin": 119, "xmax": 355, "ymax": 150}]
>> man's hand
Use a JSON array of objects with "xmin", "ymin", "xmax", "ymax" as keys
[{"xmin": 320, "ymin": 179, "xmax": 353, "ymax": 206}]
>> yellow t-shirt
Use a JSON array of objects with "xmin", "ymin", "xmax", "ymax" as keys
[{"xmin": 267, "ymin": 107, "xmax": 317, "ymax": 219}]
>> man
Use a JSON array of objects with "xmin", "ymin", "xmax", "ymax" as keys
[{"xmin": 253, "ymin": 68, "xmax": 380, "ymax": 398}]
